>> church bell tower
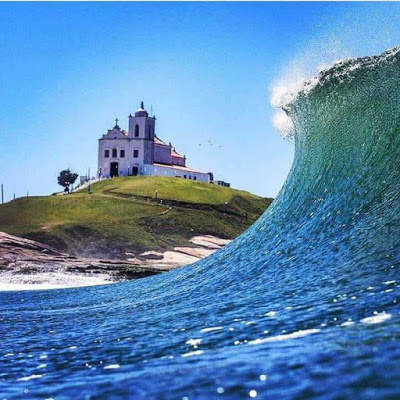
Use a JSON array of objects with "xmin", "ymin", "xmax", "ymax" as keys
[{"xmin": 128, "ymin": 101, "xmax": 156, "ymax": 165}]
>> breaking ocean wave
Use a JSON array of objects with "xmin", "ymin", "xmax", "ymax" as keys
[{"xmin": 0, "ymin": 47, "xmax": 399, "ymax": 399}]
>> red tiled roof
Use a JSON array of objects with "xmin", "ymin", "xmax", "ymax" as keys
[
  {"xmin": 154, "ymin": 136, "xmax": 168, "ymax": 146},
  {"xmin": 171, "ymin": 149, "xmax": 184, "ymax": 158}
]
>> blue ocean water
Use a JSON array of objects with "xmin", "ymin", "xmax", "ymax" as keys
[{"xmin": 0, "ymin": 47, "xmax": 399, "ymax": 399}]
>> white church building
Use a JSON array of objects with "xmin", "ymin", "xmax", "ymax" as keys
[{"xmin": 98, "ymin": 102, "xmax": 210, "ymax": 182}]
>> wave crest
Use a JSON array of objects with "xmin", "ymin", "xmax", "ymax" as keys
[{"xmin": 271, "ymin": 46, "xmax": 400, "ymax": 139}]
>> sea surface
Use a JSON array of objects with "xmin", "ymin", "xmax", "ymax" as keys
[{"xmin": 0, "ymin": 47, "xmax": 399, "ymax": 399}]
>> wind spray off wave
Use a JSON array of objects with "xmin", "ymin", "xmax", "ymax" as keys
[{"xmin": 0, "ymin": 47, "xmax": 399, "ymax": 399}]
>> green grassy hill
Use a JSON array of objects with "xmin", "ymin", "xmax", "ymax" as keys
[{"xmin": 0, "ymin": 176, "xmax": 272, "ymax": 259}]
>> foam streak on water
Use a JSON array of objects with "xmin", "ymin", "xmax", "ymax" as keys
[
  {"xmin": 0, "ymin": 47, "xmax": 399, "ymax": 399},
  {"xmin": 0, "ymin": 271, "xmax": 113, "ymax": 291}
]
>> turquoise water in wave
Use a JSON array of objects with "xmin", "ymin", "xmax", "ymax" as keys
[{"xmin": 0, "ymin": 48, "xmax": 399, "ymax": 399}]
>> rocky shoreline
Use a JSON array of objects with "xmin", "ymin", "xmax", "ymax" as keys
[
  {"xmin": 0, "ymin": 232, "xmax": 230, "ymax": 290},
  {"xmin": 127, "ymin": 235, "xmax": 231, "ymax": 268}
]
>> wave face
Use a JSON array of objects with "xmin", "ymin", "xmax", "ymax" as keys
[{"xmin": 1, "ymin": 48, "xmax": 400, "ymax": 399}]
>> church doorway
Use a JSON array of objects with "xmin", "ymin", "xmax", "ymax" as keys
[
  {"xmin": 132, "ymin": 166, "xmax": 139, "ymax": 176},
  {"xmin": 110, "ymin": 162, "xmax": 119, "ymax": 177}
]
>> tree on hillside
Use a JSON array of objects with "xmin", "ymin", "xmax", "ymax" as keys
[{"xmin": 58, "ymin": 169, "xmax": 78, "ymax": 193}]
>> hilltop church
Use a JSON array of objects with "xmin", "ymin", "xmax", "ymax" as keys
[{"xmin": 98, "ymin": 102, "xmax": 210, "ymax": 182}]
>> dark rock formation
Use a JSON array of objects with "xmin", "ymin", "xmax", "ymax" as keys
[{"xmin": 0, "ymin": 232, "xmax": 169, "ymax": 283}]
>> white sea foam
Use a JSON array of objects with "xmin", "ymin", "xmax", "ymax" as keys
[
  {"xmin": 340, "ymin": 321, "xmax": 355, "ymax": 327},
  {"xmin": 201, "ymin": 326, "xmax": 223, "ymax": 333},
  {"xmin": 104, "ymin": 364, "xmax": 120, "ymax": 369},
  {"xmin": 248, "ymin": 329, "xmax": 320, "ymax": 345},
  {"xmin": 182, "ymin": 350, "xmax": 204, "ymax": 358},
  {"xmin": 264, "ymin": 311, "xmax": 277, "ymax": 317},
  {"xmin": 0, "ymin": 271, "xmax": 113, "ymax": 291},
  {"xmin": 18, "ymin": 374, "xmax": 42, "ymax": 381},
  {"xmin": 270, "ymin": 56, "xmax": 347, "ymax": 140},
  {"xmin": 186, "ymin": 338, "xmax": 202, "ymax": 346},
  {"xmin": 360, "ymin": 313, "xmax": 391, "ymax": 325}
]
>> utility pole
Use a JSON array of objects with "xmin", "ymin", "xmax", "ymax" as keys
[
  {"xmin": 13, "ymin": 193, "xmax": 15, "ymax": 200},
  {"xmin": 88, "ymin": 167, "xmax": 91, "ymax": 194},
  {"xmin": 1, "ymin": 184, "xmax": 3, "ymax": 204}
]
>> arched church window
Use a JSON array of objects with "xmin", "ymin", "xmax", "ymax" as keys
[
  {"xmin": 112, "ymin": 148, "xmax": 117, "ymax": 158},
  {"xmin": 135, "ymin": 125, "xmax": 139, "ymax": 137},
  {"xmin": 104, "ymin": 150, "xmax": 110, "ymax": 158}
]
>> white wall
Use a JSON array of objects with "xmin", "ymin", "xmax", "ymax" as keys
[
  {"xmin": 98, "ymin": 138, "xmax": 132, "ymax": 177},
  {"xmin": 143, "ymin": 164, "xmax": 209, "ymax": 182}
]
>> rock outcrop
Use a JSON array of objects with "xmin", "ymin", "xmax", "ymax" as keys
[{"xmin": 0, "ymin": 232, "xmax": 230, "ymax": 290}]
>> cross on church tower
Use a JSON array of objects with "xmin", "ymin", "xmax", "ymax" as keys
[{"xmin": 115, "ymin": 118, "xmax": 119, "ymax": 125}]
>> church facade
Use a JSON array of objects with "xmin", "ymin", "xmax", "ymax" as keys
[{"xmin": 98, "ymin": 102, "xmax": 210, "ymax": 182}]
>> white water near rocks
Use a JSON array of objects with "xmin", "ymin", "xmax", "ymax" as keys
[{"xmin": 0, "ymin": 271, "xmax": 113, "ymax": 291}]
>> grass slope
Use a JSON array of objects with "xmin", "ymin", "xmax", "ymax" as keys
[{"xmin": 0, "ymin": 176, "xmax": 272, "ymax": 259}]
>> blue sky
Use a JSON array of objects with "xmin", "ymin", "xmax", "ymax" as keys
[{"xmin": 0, "ymin": 2, "xmax": 398, "ymax": 202}]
